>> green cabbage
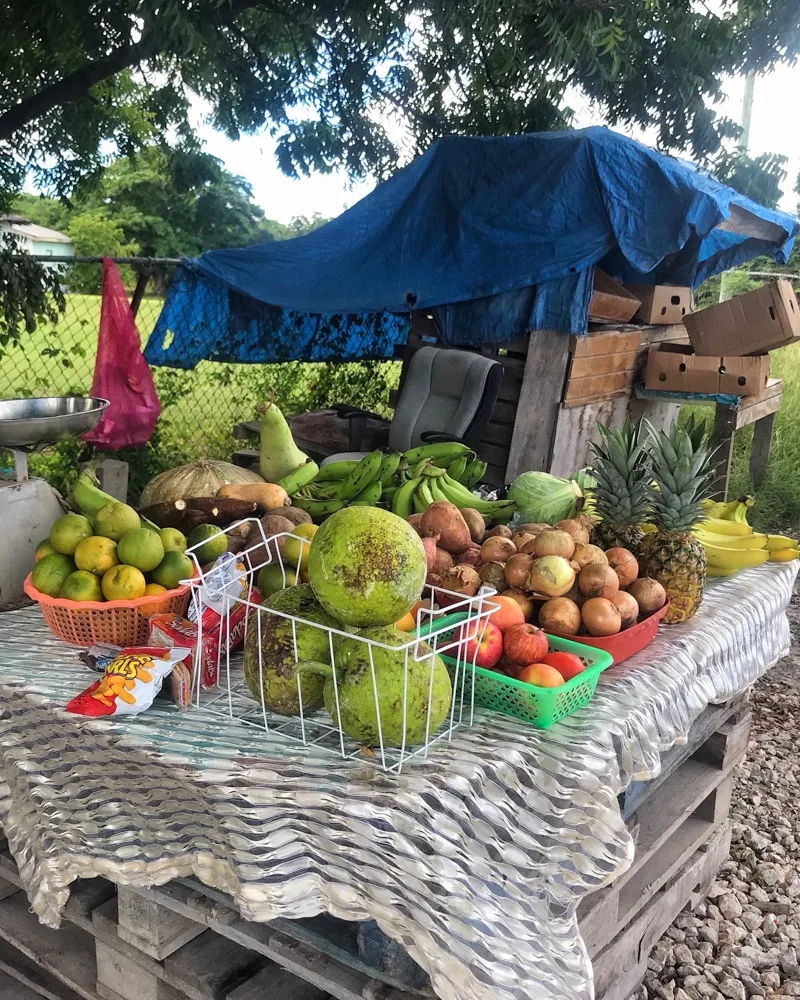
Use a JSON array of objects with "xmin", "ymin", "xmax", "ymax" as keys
[
  {"xmin": 507, "ymin": 472, "xmax": 583, "ymax": 524},
  {"xmin": 572, "ymin": 467, "xmax": 597, "ymax": 494}
]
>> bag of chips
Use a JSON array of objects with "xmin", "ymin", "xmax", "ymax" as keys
[{"xmin": 66, "ymin": 646, "xmax": 190, "ymax": 718}]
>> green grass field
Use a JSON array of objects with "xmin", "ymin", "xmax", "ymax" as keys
[{"xmin": 2, "ymin": 294, "xmax": 799, "ymax": 527}]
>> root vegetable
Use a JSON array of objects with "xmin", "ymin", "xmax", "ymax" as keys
[
  {"xmin": 217, "ymin": 482, "xmax": 290, "ymax": 511},
  {"xmin": 457, "ymin": 543, "xmax": 483, "ymax": 568},
  {"xmin": 572, "ymin": 543, "xmax": 608, "ymax": 569},
  {"xmin": 461, "ymin": 507, "xmax": 486, "ymax": 544},
  {"xmin": 481, "ymin": 535, "xmax": 517, "ymax": 563},
  {"xmin": 505, "ymin": 553, "xmax": 534, "ymax": 589},
  {"xmin": 578, "ymin": 564, "xmax": 619, "ymax": 599},
  {"xmin": 528, "ymin": 555, "xmax": 576, "ymax": 598},
  {"xmin": 420, "ymin": 501, "xmax": 472, "ymax": 554},
  {"xmin": 605, "ymin": 548, "xmax": 639, "ymax": 588},
  {"xmin": 512, "ymin": 531, "xmax": 537, "ymax": 550},
  {"xmin": 501, "ymin": 589, "xmax": 534, "ymax": 619},
  {"xmin": 611, "ymin": 590, "xmax": 639, "ymax": 628},
  {"xmin": 246, "ymin": 514, "xmax": 296, "ymax": 566},
  {"xmin": 442, "ymin": 565, "xmax": 481, "ymax": 597},
  {"xmin": 431, "ymin": 546, "xmax": 454, "ymax": 577},
  {"xmin": 628, "ymin": 578, "xmax": 667, "ymax": 615},
  {"xmin": 485, "ymin": 525, "xmax": 513, "ymax": 539},
  {"xmin": 421, "ymin": 536, "xmax": 440, "ymax": 573},
  {"xmin": 426, "ymin": 572, "xmax": 443, "ymax": 588},
  {"xmin": 263, "ymin": 506, "xmax": 312, "ymax": 526},
  {"xmin": 538, "ymin": 597, "xmax": 581, "ymax": 635},
  {"xmin": 555, "ymin": 518, "xmax": 590, "ymax": 546},
  {"xmin": 530, "ymin": 530, "xmax": 575, "ymax": 560},
  {"xmin": 479, "ymin": 561, "xmax": 507, "ymax": 590},
  {"xmin": 581, "ymin": 597, "xmax": 622, "ymax": 636},
  {"xmin": 407, "ymin": 514, "xmax": 425, "ymax": 535}
]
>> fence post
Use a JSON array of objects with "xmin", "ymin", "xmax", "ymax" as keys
[
  {"xmin": 96, "ymin": 459, "xmax": 130, "ymax": 502},
  {"xmin": 130, "ymin": 269, "xmax": 151, "ymax": 318}
]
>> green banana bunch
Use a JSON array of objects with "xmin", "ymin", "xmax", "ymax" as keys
[
  {"xmin": 291, "ymin": 496, "xmax": 346, "ymax": 516},
  {"xmin": 446, "ymin": 455, "xmax": 468, "ymax": 483},
  {"xmin": 402, "ymin": 441, "xmax": 474, "ymax": 466},
  {"xmin": 277, "ymin": 460, "xmax": 319, "ymax": 494},
  {"xmin": 335, "ymin": 450, "xmax": 383, "ymax": 500}
]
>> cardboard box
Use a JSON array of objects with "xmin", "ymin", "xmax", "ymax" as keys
[
  {"xmin": 589, "ymin": 269, "xmax": 642, "ymax": 323},
  {"xmin": 627, "ymin": 284, "xmax": 692, "ymax": 324},
  {"xmin": 645, "ymin": 344, "xmax": 770, "ymax": 396},
  {"xmin": 684, "ymin": 279, "xmax": 800, "ymax": 356}
]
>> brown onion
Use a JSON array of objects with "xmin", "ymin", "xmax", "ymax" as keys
[
  {"xmin": 529, "ymin": 530, "xmax": 576, "ymax": 560},
  {"xmin": 501, "ymin": 588, "xmax": 534, "ymax": 620},
  {"xmin": 504, "ymin": 552, "xmax": 534, "ymax": 589},
  {"xmin": 420, "ymin": 501, "xmax": 472, "ymax": 554},
  {"xmin": 431, "ymin": 546, "xmax": 454, "ymax": 577},
  {"xmin": 528, "ymin": 555, "xmax": 576, "ymax": 598},
  {"xmin": 563, "ymin": 581, "xmax": 587, "ymax": 607},
  {"xmin": 555, "ymin": 518, "xmax": 590, "ymax": 546},
  {"xmin": 442, "ymin": 564, "xmax": 481, "ymax": 597},
  {"xmin": 578, "ymin": 563, "xmax": 620, "ymax": 599},
  {"xmin": 481, "ymin": 535, "xmax": 517, "ymax": 563},
  {"xmin": 611, "ymin": 590, "xmax": 639, "ymax": 629},
  {"xmin": 461, "ymin": 507, "xmax": 486, "ymax": 544},
  {"xmin": 605, "ymin": 548, "xmax": 639, "ymax": 588},
  {"xmin": 581, "ymin": 597, "xmax": 622, "ymax": 636},
  {"xmin": 628, "ymin": 578, "xmax": 667, "ymax": 615},
  {"xmin": 511, "ymin": 531, "xmax": 538, "ymax": 550},
  {"xmin": 539, "ymin": 597, "xmax": 581, "ymax": 635},
  {"xmin": 485, "ymin": 524, "xmax": 513, "ymax": 539},
  {"xmin": 520, "ymin": 522, "xmax": 552, "ymax": 535},
  {"xmin": 572, "ymin": 542, "xmax": 609, "ymax": 570},
  {"xmin": 479, "ymin": 561, "xmax": 507, "ymax": 590}
]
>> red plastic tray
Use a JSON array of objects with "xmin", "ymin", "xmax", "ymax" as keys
[{"xmin": 545, "ymin": 602, "xmax": 669, "ymax": 665}]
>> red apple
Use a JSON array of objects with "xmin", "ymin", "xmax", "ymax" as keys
[
  {"xmin": 542, "ymin": 650, "xmax": 586, "ymax": 682},
  {"xmin": 503, "ymin": 623, "xmax": 550, "ymax": 666},
  {"xmin": 517, "ymin": 663, "xmax": 564, "ymax": 688},
  {"xmin": 457, "ymin": 621, "xmax": 503, "ymax": 669}
]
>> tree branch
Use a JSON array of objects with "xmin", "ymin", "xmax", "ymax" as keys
[{"xmin": 0, "ymin": 0, "xmax": 264, "ymax": 142}]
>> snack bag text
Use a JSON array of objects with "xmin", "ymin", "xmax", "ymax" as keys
[{"xmin": 66, "ymin": 646, "xmax": 189, "ymax": 718}]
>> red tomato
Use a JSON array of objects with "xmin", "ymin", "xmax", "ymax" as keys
[{"xmin": 542, "ymin": 650, "xmax": 586, "ymax": 682}]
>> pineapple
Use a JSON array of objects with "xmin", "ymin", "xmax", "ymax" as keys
[
  {"xmin": 589, "ymin": 419, "xmax": 652, "ymax": 555},
  {"xmin": 638, "ymin": 417, "xmax": 716, "ymax": 624}
]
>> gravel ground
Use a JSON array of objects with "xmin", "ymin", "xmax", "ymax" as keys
[{"xmin": 631, "ymin": 589, "xmax": 800, "ymax": 1000}]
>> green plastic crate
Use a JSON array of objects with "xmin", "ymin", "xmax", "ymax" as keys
[{"xmin": 417, "ymin": 612, "xmax": 613, "ymax": 729}]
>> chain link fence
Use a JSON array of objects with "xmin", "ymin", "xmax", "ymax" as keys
[{"xmin": 0, "ymin": 258, "xmax": 399, "ymax": 499}]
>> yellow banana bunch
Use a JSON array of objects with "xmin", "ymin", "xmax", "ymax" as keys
[{"xmin": 697, "ymin": 497, "xmax": 799, "ymax": 570}]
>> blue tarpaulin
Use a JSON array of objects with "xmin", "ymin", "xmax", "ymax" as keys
[{"xmin": 145, "ymin": 127, "xmax": 798, "ymax": 369}]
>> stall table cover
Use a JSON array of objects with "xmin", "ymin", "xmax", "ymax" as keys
[{"xmin": 0, "ymin": 564, "xmax": 795, "ymax": 1000}]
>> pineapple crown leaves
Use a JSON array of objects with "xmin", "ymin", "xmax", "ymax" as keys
[
  {"xmin": 589, "ymin": 418, "xmax": 653, "ymax": 524},
  {"xmin": 644, "ymin": 417, "xmax": 717, "ymax": 532}
]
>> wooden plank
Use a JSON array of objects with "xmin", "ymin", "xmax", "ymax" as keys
[
  {"xmin": 569, "ymin": 350, "xmax": 640, "ymax": 379},
  {"xmin": 749, "ymin": 412, "xmax": 776, "ymax": 483},
  {"xmin": 572, "ymin": 332, "xmax": 642, "ymax": 358},
  {"xmin": 117, "ymin": 887, "xmax": 204, "ymax": 960},
  {"xmin": 0, "ymin": 967, "xmax": 59, "ymax": 1000},
  {"xmin": 227, "ymin": 965, "xmax": 329, "ymax": 1000},
  {"xmin": 734, "ymin": 387, "xmax": 782, "ymax": 430},
  {"xmin": 505, "ymin": 330, "xmax": 572, "ymax": 480},
  {"xmin": 95, "ymin": 942, "xmax": 184, "ymax": 1000},
  {"xmin": 0, "ymin": 893, "xmax": 99, "ymax": 1000},
  {"xmin": 564, "ymin": 371, "xmax": 634, "ymax": 405},
  {"xmin": 710, "ymin": 405, "xmax": 737, "ymax": 500},
  {"xmin": 549, "ymin": 397, "xmax": 627, "ymax": 479},
  {"xmin": 0, "ymin": 937, "xmax": 92, "ymax": 1000}
]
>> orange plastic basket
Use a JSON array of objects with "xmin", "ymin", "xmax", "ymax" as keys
[{"xmin": 23, "ymin": 573, "xmax": 192, "ymax": 647}]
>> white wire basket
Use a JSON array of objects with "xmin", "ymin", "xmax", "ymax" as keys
[{"xmin": 182, "ymin": 518, "xmax": 498, "ymax": 773}]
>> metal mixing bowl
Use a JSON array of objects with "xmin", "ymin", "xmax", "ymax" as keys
[{"xmin": 0, "ymin": 397, "xmax": 110, "ymax": 448}]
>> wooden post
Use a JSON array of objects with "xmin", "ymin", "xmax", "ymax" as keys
[
  {"xmin": 116, "ymin": 886, "xmax": 204, "ymax": 961},
  {"xmin": 710, "ymin": 405, "xmax": 737, "ymax": 500},
  {"xmin": 505, "ymin": 330, "xmax": 572, "ymax": 480},
  {"xmin": 749, "ymin": 411, "xmax": 776, "ymax": 484},
  {"xmin": 96, "ymin": 460, "xmax": 129, "ymax": 503},
  {"xmin": 130, "ymin": 270, "xmax": 151, "ymax": 319}
]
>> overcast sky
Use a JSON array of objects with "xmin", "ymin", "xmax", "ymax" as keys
[{"xmin": 196, "ymin": 64, "xmax": 800, "ymax": 225}]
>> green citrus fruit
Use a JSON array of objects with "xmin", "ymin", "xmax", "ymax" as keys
[
  {"xmin": 60, "ymin": 570, "xmax": 104, "ymax": 603},
  {"xmin": 187, "ymin": 524, "xmax": 227, "ymax": 565},
  {"xmin": 117, "ymin": 528, "xmax": 165, "ymax": 573},
  {"xmin": 151, "ymin": 550, "xmax": 194, "ymax": 590},
  {"xmin": 284, "ymin": 522, "xmax": 318, "ymax": 574},
  {"xmin": 31, "ymin": 553, "xmax": 75, "ymax": 597},
  {"xmin": 94, "ymin": 501, "xmax": 141, "ymax": 541},
  {"xmin": 35, "ymin": 539, "xmax": 56, "ymax": 561},
  {"xmin": 257, "ymin": 563, "xmax": 297, "ymax": 597},
  {"xmin": 74, "ymin": 536, "xmax": 119, "ymax": 576},
  {"xmin": 159, "ymin": 527, "xmax": 187, "ymax": 552},
  {"xmin": 49, "ymin": 513, "xmax": 93, "ymax": 555},
  {"xmin": 101, "ymin": 564, "xmax": 147, "ymax": 601},
  {"xmin": 144, "ymin": 583, "xmax": 167, "ymax": 596}
]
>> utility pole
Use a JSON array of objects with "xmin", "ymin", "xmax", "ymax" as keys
[{"xmin": 739, "ymin": 71, "xmax": 756, "ymax": 151}]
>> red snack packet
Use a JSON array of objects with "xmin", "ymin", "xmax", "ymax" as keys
[{"xmin": 67, "ymin": 647, "xmax": 189, "ymax": 718}]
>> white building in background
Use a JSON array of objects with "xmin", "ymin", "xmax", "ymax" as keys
[{"xmin": 0, "ymin": 214, "xmax": 74, "ymax": 269}]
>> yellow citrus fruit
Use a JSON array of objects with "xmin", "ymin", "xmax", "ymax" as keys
[
  {"xmin": 144, "ymin": 583, "xmax": 167, "ymax": 596},
  {"xmin": 187, "ymin": 524, "xmax": 227, "ymax": 564},
  {"xmin": 151, "ymin": 550, "xmax": 194, "ymax": 590},
  {"xmin": 101, "ymin": 564, "xmax": 147, "ymax": 601},
  {"xmin": 257, "ymin": 563, "xmax": 297, "ymax": 597},
  {"xmin": 60, "ymin": 570, "xmax": 104, "ymax": 603},
  {"xmin": 74, "ymin": 536, "xmax": 119, "ymax": 576},
  {"xmin": 117, "ymin": 528, "xmax": 165, "ymax": 572},
  {"xmin": 94, "ymin": 501, "xmax": 140, "ymax": 541},
  {"xmin": 31, "ymin": 553, "xmax": 75, "ymax": 597},
  {"xmin": 394, "ymin": 611, "xmax": 416, "ymax": 632},
  {"xmin": 159, "ymin": 527, "xmax": 187, "ymax": 552},
  {"xmin": 35, "ymin": 538, "xmax": 56, "ymax": 561},
  {"xmin": 49, "ymin": 513, "xmax": 93, "ymax": 555},
  {"xmin": 284, "ymin": 523, "xmax": 318, "ymax": 574}
]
